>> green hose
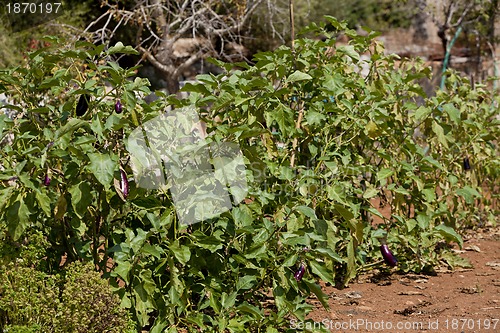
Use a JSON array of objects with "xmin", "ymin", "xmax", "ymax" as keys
[{"xmin": 440, "ymin": 25, "xmax": 463, "ymax": 90}]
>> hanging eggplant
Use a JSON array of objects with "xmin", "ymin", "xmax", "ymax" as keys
[
  {"xmin": 463, "ymin": 157, "xmax": 471, "ymax": 171},
  {"xmin": 76, "ymin": 94, "xmax": 91, "ymax": 116},
  {"xmin": 380, "ymin": 244, "xmax": 398, "ymax": 267},
  {"xmin": 115, "ymin": 99, "xmax": 123, "ymax": 114}
]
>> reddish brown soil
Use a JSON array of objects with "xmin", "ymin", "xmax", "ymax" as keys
[{"xmin": 304, "ymin": 226, "xmax": 500, "ymax": 333}]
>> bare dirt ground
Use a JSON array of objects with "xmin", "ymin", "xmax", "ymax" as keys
[{"xmin": 304, "ymin": 226, "xmax": 500, "ymax": 333}]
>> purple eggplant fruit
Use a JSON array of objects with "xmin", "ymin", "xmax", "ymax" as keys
[
  {"xmin": 294, "ymin": 264, "xmax": 306, "ymax": 281},
  {"xmin": 43, "ymin": 174, "xmax": 51, "ymax": 186},
  {"xmin": 76, "ymin": 94, "xmax": 90, "ymax": 116},
  {"xmin": 115, "ymin": 99, "xmax": 123, "ymax": 114},
  {"xmin": 120, "ymin": 169, "xmax": 129, "ymax": 199},
  {"xmin": 380, "ymin": 244, "xmax": 397, "ymax": 267},
  {"xmin": 463, "ymin": 157, "xmax": 471, "ymax": 171}
]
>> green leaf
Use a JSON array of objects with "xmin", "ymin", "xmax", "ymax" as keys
[
  {"xmin": 434, "ymin": 224, "xmax": 463, "ymax": 249},
  {"xmin": 327, "ymin": 184, "xmax": 347, "ymax": 205},
  {"xmin": 237, "ymin": 302, "xmax": 263, "ymax": 319},
  {"xmin": 35, "ymin": 190, "xmax": 51, "ymax": 216},
  {"xmin": 295, "ymin": 205, "xmax": 317, "ymax": 219},
  {"xmin": 337, "ymin": 45, "xmax": 360, "ymax": 61},
  {"xmin": 416, "ymin": 213, "xmax": 430, "ymax": 229},
  {"xmin": 221, "ymin": 291, "xmax": 237, "ymax": 309},
  {"xmin": 87, "ymin": 153, "xmax": 117, "ymax": 187},
  {"xmin": 414, "ymin": 106, "xmax": 432, "ymax": 121},
  {"xmin": 305, "ymin": 110, "xmax": 326, "ymax": 126},
  {"xmin": 7, "ymin": 194, "xmax": 31, "ymax": 240},
  {"xmin": 141, "ymin": 243, "xmax": 163, "ymax": 259},
  {"xmin": 363, "ymin": 187, "xmax": 378, "ymax": 199},
  {"xmin": 303, "ymin": 280, "xmax": 329, "ymax": 310},
  {"xmin": 334, "ymin": 204, "xmax": 354, "ymax": 221},
  {"xmin": 431, "ymin": 121, "xmax": 448, "ymax": 148},
  {"xmin": 309, "ymin": 260, "xmax": 335, "ymax": 285},
  {"xmin": 192, "ymin": 233, "xmax": 223, "ymax": 252},
  {"xmin": 54, "ymin": 118, "xmax": 89, "ymax": 141},
  {"xmin": 377, "ymin": 168, "xmax": 394, "ymax": 181},
  {"xmin": 455, "ymin": 186, "xmax": 481, "ymax": 204},
  {"xmin": 114, "ymin": 261, "xmax": 132, "ymax": 284},
  {"xmin": 441, "ymin": 252, "xmax": 472, "ymax": 269},
  {"xmin": 170, "ymin": 241, "xmax": 191, "ymax": 265},
  {"xmin": 313, "ymin": 247, "xmax": 344, "ymax": 263},
  {"xmin": 107, "ymin": 42, "xmax": 139, "ymax": 55},
  {"xmin": 69, "ymin": 181, "xmax": 93, "ymax": 218},
  {"xmin": 443, "ymin": 103, "xmax": 461, "ymax": 124},
  {"xmin": 236, "ymin": 275, "xmax": 257, "ymax": 290},
  {"xmin": 286, "ymin": 70, "xmax": 312, "ymax": 82},
  {"xmin": 0, "ymin": 187, "xmax": 14, "ymax": 212}
]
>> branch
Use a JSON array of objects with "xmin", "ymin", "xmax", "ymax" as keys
[
  {"xmin": 138, "ymin": 46, "xmax": 173, "ymax": 74},
  {"xmin": 219, "ymin": 1, "xmax": 263, "ymax": 36}
]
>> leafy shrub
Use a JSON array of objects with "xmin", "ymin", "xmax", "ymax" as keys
[
  {"xmin": 0, "ymin": 16, "xmax": 497, "ymax": 332},
  {"xmin": 0, "ymin": 261, "xmax": 134, "ymax": 333},
  {"xmin": 0, "ymin": 264, "xmax": 59, "ymax": 331},
  {"xmin": 57, "ymin": 261, "xmax": 135, "ymax": 333}
]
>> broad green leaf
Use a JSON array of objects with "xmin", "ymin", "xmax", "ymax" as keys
[
  {"xmin": 139, "ymin": 269, "xmax": 157, "ymax": 295},
  {"xmin": 150, "ymin": 319, "xmax": 168, "ymax": 333},
  {"xmin": 456, "ymin": 186, "xmax": 481, "ymax": 204},
  {"xmin": 87, "ymin": 153, "xmax": 117, "ymax": 187},
  {"xmin": 416, "ymin": 213, "xmax": 430, "ymax": 229},
  {"xmin": 443, "ymin": 103, "xmax": 461, "ymax": 124},
  {"xmin": 309, "ymin": 260, "xmax": 335, "ymax": 285},
  {"xmin": 193, "ymin": 233, "xmax": 223, "ymax": 252},
  {"xmin": 35, "ymin": 190, "xmax": 51, "ymax": 216},
  {"xmin": 431, "ymin": 121, "xmax": 448, "ymax": 148},
  {"xmin": 0, "ymin": 187, "xmax": 14, "ymax": 212},
  {"xmin": 441, "ymin": 252, "xmax": 472, "ymax": 269},
  {"xmin": 107, "ymin": 42, "xmax": 139, "ymax": 55},
  {"xmin": 313, "ymin": 247, "xmax": 344, "ymax": 263},
  {"xmin": 114, "ymin": 261, "xmax": 132, "ymax": 284},
  {"xmin": 337, "ymin": 45, "xmax": 360, "ymax": 61},
  {"xmin": 304, "ymin": 280, "xmax": 329, "ymax": 310},
  {"xmin": 54, "ymin": 118, "xmax": 89, "ymax": 140},
  {"xmin": 286, "ymin": 70, "xmax": 312, "ymax": 82},
  {"xmin": 377, "ymin": 168, "xmax": 393, "ymax": 181},
  {"xmin": 142, "ymin": 243, "xmax": 163, "ymax": 259},
  {"xmin": 221, "ymin": 291, "xmax": 237, "ymax": 309},
  {"xmin": 414, "ymin": 106, "xmax": 432, "ymax": 120},
  {"xmin": 305, "ymin": 110, "xmax": 326, "ymax": 126},
  {"xmin": 363, "ymin": 187, "xmax": 378, "ymax": 199},
  {"xmin": 7, "ymin": 194, "xmax": 31, "ymax": 240},
  {"xmin": 434, "ymin": 224, "xmax": 463, "ymax": 249},
  {"xmin": 295, "ymin": 205, "xmax": 317, "ymax": 219},
  {"xmin": 170, "ymin": 241, "xmax": 191, "ymax": 265},
  {"xmin": 237, "ymin": 302, "xmax": 264, "ymax": 319},
  {"xmin": 327, "ymin": 184, "xmax": 347, "ymax": 204},
  {"xmin": 236, "ymin": 275, "xmax": 257, "ymax": 290},
  {"xmin": 334, "ymin": 204, "xmax": 354, "ymax": 221},
  {"xmin": 69, "ymin": 181, "xmax": 93, "ymax": 218}
]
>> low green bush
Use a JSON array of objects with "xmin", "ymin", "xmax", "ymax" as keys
[{"xmin": 0, "ymin": 261, "xmax": 134, "ymax": 333}]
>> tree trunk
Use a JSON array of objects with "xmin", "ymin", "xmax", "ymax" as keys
[{"xmin": 166, "ymin": 74, "xmax": 180, "ymax": 95}]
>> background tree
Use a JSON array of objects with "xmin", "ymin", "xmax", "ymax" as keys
[
  {"xmin": 83, "ymin": 0, "xmax": 285, "ymax": 94},
  {"xmin": 422, "ymin": 0, "xmax": 499, "ymax": 88}
]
